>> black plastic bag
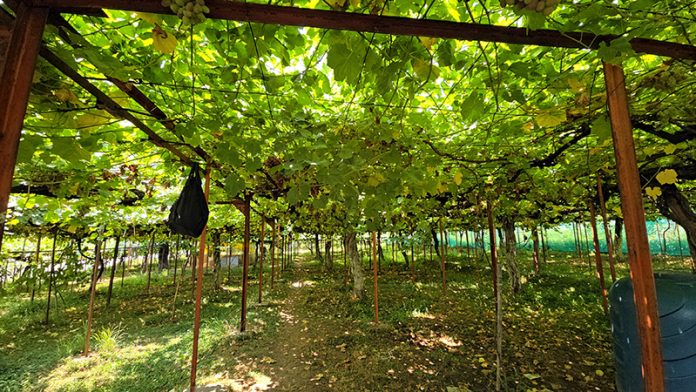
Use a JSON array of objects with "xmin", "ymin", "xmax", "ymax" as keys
[{"xmin": 167, "ymin": 163, "xmax": 209, "ymax": 237}]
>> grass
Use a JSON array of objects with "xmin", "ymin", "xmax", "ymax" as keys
[
  {"xmin": 0, "ymin": 248, "xmax": 692, "ymax": 391},
  {"xmin": 0, "ymin": 264, "xmax": 283, "ymax": 392}
]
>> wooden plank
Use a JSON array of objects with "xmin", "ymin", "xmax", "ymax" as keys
[
  {"xmin": 603, "ymin": 61, "xmax": 664, "ymax": 391},
  {"xmin": 0, "ymin": 4, "xmax": 48, "ymax": 251},
  {"xmin": 33, "ymin": 0, "xmax": 696, "ymax": 60}
]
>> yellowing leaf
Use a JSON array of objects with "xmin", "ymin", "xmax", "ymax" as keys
[
  {"xmin": 419, "ymin": 36, "xmax": 437, "ymax": 50},
  {"xmin": 54, "ymin": 88, "xmax": 80, "ymax": 104},
  {"xmin": 367, "ymin": 173, "xmax": 385, "ymax": 187},
  {"xmin": 453, "ymin": 171, "xmax": 463, "ymax": 186},
  {"xmin": 536, "ymin": 109, "xmax": 567, "ymax": 128},
  {"xmin": 444, "ymin": 0, "xmax": 461, "ymax": 21},
  {"xmin": 349, "ymin": 0, "xmax": 360, "ymax": 7},
  {"xmin": 645, "ymin": 186, "xmax": 662, "ymax": 199},
  {"xmin": 77, "ymin": 110, "xmax": 112, "ymax": 130},
  {"xmin": 662, "ymin": 144, "xmax": 677, "ymax": 154},
  {"xmin": 656, "ymin": 169, "xmax": 678, "ymax": 185},
  {"xmin": 595, "ymin": 369, "xmax": 605, "ymax": 377},
  {"xmin": 613, "ymin": 206, "xmax": 623, "ymax": 218},
  {"xmin": 436, "ymin": 182, "xmax": 448, "ymax": 194},
  {"xmin": 567, "ymin": 78, "xmax": 585, "ymax": 92},
  {"xmin": 412, "ymin": 58, "xmax": 439, "ymax": 80},
  {"xmin": 135, "ymin": 12, "xmax": 160, "ymax": 24},
  {"xmin": 152, "ymin": 26, "xmax": 177, "ymax": 54}
]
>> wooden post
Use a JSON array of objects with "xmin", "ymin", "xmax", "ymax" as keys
[
  {"xmin": 372, "ymin": 231, "xmax": 379, "ymax": 324},
  {"xmin": 146, "ymin": 231, "xmax": 155, "ymax": 295},
  {"xmin": 106, "ymin": 236, "xmax": 120, "ymax": 306},
  {"xmin": 45, "ymin": 230, "xmax": 57, "ymax": 323},
  {"xmin": 532, "ymin": 227, "xmax": 540, "ymax": 274},
  {"xmin": 189, "ymin": 166, "xmax": 211, "ymax": 392},
  {"xmin": 540, "ymin": 226, "xmax": 548, "ymax": 263},
  {"xmin": 465, "ymin": 230, "xmax": 470, "ymax": 258},
  {"xmin": 271, "ymin": 219, "xmax": 276, "ymax": 289},
  {"xmin": 84, "ymin": 239, "xmax": 101, "ymax": 356},
  {"xmin": 487, "ymin": 202, "xmax": 498, "ymax": 300},
  {"xmin": 604, "ymin": 61, "xmax": 664, "ymax": 391},
  {"xmin": 240, "ymin": 194, "xmax": 251, "ymax": 332},
  {"xmin": 31, "ymin": 232, "xmax": 41, "ymax": 302},
  {"xmin": 589, "ymin": 202, "xmax": 609, "ymax": 314},
  {"xmin": 173, "ymin": 235, "xmax": 180, "ymax": 284},
  {"xmin": 597, "ymin": 177, "xmax": 617, "ymax": 281},
  {"xmin": 439, "ymin": 219, "xmax": 447, "ymax": 292},
  {"xmin": 0, "ymin": 4, "xmax": 48, "ymax": 250},
  {"xmin": 258, "ymin": 215, "xmax": 265, "ymax": 303}
]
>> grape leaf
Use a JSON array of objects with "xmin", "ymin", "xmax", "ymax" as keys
[
  {"xmin": 656, "ymin": 169, "xmax": 678, "ymax": 185},
  {"xmin": 153, "ymin": 26, "xmax": 177, "ymax": 54}
]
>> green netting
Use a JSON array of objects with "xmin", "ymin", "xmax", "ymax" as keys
[{"xmin": 441, "ymin": 219, "xmax": 689, "ymax": 257}]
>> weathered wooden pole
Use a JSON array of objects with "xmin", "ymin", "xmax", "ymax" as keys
[
  {"xmin": 532, "ymin": 227, "xmax": 540, "ymax": 274},
  {"xmin": 84, "ymin": 239, "xmax": 102, "ymax": 356},
  {"xmin": 604, "ymin": 61, "xmax": 664, "ymax": 391},
  {"xmin": 0, "ymin": 4, "xmax": 48, "ymax": 251},
  {"xmin": 45, "ymin": 230, "xmax": 58, "ymax": 323},
  {"xmin": 540, "ymin": 226, "xmax": 548, "ymax": 263},
  {"xmin": 486, "ymin": 202, "xmax": 498, "ymax": 300},
  {"xmin": 372, "ymin": 231, "xmax": 379, "ymax": 323},
  {"xmin": 240, "ymin": 194, "xmax": 251, "ymax": 332},
  {"xmin": 106, "ymin": 236, "xmax": 120, "ymax": 306},
  {"xmin": 597, "ymin": 177, "xmax": 617, "ymax": 282},
  {"xmin": 465, "ymin": 230, "xmax": 470, "ymax": 258},
  {"xmin": 439, "ymin": 219, "xmax": 447, "ymax": 292},
  {"xmin": 258, "ymin": 215, "xmax": 265, "ymax": 303},
  {"xmin": 31, "ymin": 232, "xmax": 41, "ymax": 302},
  {"xmin": 271, "ymin": 219, "xmax": 277, "ymax": 289},
  {"xmin": 589, "ymin": 202, "xmax": 609, "ymax": 314},
  {"xmin": 189, "ymin": 166, "xmax": 211, "ymax": 392}
]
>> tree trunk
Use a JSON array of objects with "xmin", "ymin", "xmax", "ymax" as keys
[
  {"xmin": 314, "ymin": 233, "xmax": 323, "ymax": 263},
  {"xmin": 212, "ymin": 231, "xmax": 221, "ymax": 288},
  {"xmin": 377, "ymin": 231, "xmax": 385, "ymax": 269},
  {"xmin": 324, "ymin": 238, "xmax": 333, "ymax": 271},
  {"xmin": 614, "ymin": 217, "xmax": 624, "ymax": 262},
  {"xmin": 531, "ymin": 227, "xmax": 540, "ymax": 274},
  {"xmin": 345, "ymin": 232, "xmax": 365, "ymax": 300},
  {"xmin": 431, "ymin": 228, "xmax": 441, "ymax": 259},
  {"xmin": 657, "ymin": 184, "xmax": 696, "ymax": 270},
  {"xmin": 502, "ymin": 217, "xmax": 521, "ymax": 294}
]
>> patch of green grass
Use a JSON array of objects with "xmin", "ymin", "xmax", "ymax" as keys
[{"xmin": 0, "ymin": 264, "xmax": 284, "ymax": 392}]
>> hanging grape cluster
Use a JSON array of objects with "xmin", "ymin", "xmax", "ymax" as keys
[
  {"xmin": 162, "ymin": 0, "xmax": 210, "ymax": 25},
  {"xmin": 500, "ymin": 0, "xmax": 560, "ymax": 16},
  {"xmin": 645, "ymin": 67, "xmax": 687, "ymax": 91}
]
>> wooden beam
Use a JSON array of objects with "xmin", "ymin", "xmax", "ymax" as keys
[
  {"xmin": 38, "ymin": 47, "xmax": 194, "ymax": 165},
  {"xmin": 603, "ymin": 61, "xmax": 664, "ymax": 391},
  {"xmin": 33, "ymin": 0, "xmax": 696, "ymax": 60},
  {"xmin": 0, "ymin": 3, "xmax": 48, "ymax": 251}
]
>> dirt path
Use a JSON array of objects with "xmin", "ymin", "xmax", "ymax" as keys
[{"xmin": 252, "ymin": 264, "xmax": 362, "ymax": 391}]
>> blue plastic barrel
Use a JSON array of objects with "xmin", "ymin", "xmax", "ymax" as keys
[{"xmin": 609, "ymin": 272, "xmax": 696, "ymax": 391}]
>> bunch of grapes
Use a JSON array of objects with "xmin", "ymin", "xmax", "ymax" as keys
[
  {"xmin": 500, "ymin": 0, "xmax": 560, "ymax": 16},
  {"xmin": 649, "ymin": 68, "xmax": 686, "ymax": 91},
  {"xmin": 162, "ymin": 0, "xmax": 210, "ymax": 25}
]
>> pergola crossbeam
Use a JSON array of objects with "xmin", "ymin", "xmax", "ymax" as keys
[{"xmin": 31, "ymin": 0, "xmax": 696, "ymax": 61}]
